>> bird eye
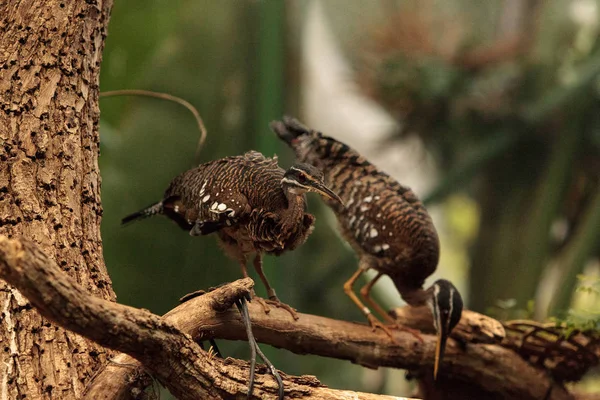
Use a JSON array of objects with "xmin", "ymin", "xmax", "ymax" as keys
[{"xmin": 298, "ymin": 173, "xmax": 307, "ymax": 183}]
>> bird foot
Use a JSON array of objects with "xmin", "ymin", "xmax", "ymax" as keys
[
  {"xmin": 252, "ymin": 296, "xmax": 272, "ymax": 314},
  {"xmin": 252, "ymin": 295, "xmax": 299, "ymax": 320},
  {"xmin": 366, "ymin": 314, "xmax": 399, "ymax": 344},
  {"xmin": 266, "ymin": 296, "xmax": 300, "ymax": 320}
]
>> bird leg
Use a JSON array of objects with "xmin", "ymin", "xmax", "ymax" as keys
[
  {"xmin": 235, "ymin": 295, "xmax": 285, "ymax": 400},
  {"xmin": 359, "ymin": 273, "xmax": 424, "ymax": 343},
  {"xmin": 359, "ymin": 272, "xmax": 396, "ymax": 323},
  {"xmin": 252, "ymin": 255, "xmax": 299, "ymax": 320},
  {"xmin": 237, "ymin": 257, "xmax": 272, "ymax": 315},
  {"xmin": 235, "ymin": 295, "xmax": 257, "ymax": 399},
  {"xmin": 343, "ymin": 268, "xmax": 398, "ymax": 343}
]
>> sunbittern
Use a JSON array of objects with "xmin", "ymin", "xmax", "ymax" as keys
[
  {"xmin": 272, "ymin": 117, "xmax": 463, "ymax": 378},
  {"xmin": 123, "ymin": 150, "xmax": 343, "ymax": 319}
]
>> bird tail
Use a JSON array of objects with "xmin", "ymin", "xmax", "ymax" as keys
[
  {"xmin": 121, "ymin": 202, "xmax": 163, "ymax": 225},
  {"xmin": 269, "ymin": 116, "xmax": 311, "ymax": 145}
]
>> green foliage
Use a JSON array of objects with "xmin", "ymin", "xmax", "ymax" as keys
[
  {"xmin": 490, "ymin": 275, "xmax": 600, "ymax": 339},
  {"xmin": 547, "ymin": 276, "xmax": 600, "ymax": 337},
  {"xmin": 550, "ymin": 310, "xmax": 600, "ymax": 339}
]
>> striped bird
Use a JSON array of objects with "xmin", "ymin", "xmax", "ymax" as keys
[
  {"xmin": 271, "ymin": 117, "xmax": 463, "ymax": 378},
  {"xmin": 122, "ymin": 150, "xmax": 343, "ymax": 319}
]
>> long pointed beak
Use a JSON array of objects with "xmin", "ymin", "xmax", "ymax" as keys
[
  {"xmin": 310, "ymin": 182, "xmax": 344, "ymax": 207},
  {"xmin": 434, "ymin": 319, "xmax": 449, "ymax": 380}
]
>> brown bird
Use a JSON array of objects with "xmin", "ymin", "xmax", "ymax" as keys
[
  {"xmin": 271, "ymin": 117, "xmax": 463, "ymax": 378},
  {"xmin": 122, "ymin": 150, "xmax": 343, "ymax": 319}
]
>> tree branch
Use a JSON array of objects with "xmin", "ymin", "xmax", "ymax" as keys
[
  {"xmin": 0, "ymin": 235, "xmax": 414, "ymax": 400},
  {"xmin": 390, "ymin": 304, "xmax": 505, "ymax": 344},
  {"xmin": 0, "ymin": 235, "xmax": 579, "ymax": 399},
  {"xmin": 110, "ymin": 285, "xmax": 573, "ymax": 400}
]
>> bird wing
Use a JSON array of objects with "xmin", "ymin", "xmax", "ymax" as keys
[
  {"xmin": 337, "ymin": 180, "xmax": 417, "ymax": 259},
  {"xmin": 188, "ymin": 190, "xmax": 251, "ymax": 236},
  {"xmin": 161, "ymin": 151, "xmax": 285, "ymax": 237},
  {"xmin": 245, "ymin": 209, "xmax": 283, "ymax": 251},
  {"xmin": 162, "ymin": 156, "xmax": 255, "ymax": 234}
]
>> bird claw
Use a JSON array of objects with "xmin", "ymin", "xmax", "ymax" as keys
[
  {"xmin": 365, "ymin": 315, "xmax": 424, "ymax": 344},
  {"xmin": 266, "ymin": 297, "xmax": 299, "ymax": 320},
  {"xmin": 366, "ymin": 314, "xmax": 400, "ymax": 344},
  {"xmin": 252, "ymin": 295, "xmax": 299, "ymax": 320},
  {"xmin": 252, "ymin": 296, "xmax": 272, "ymax": 315}
]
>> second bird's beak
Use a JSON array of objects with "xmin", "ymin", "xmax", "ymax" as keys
[
  {"xmin": 309, "ymin": 182, "xmax": 344, "ymax": 207},
  {"xmin": 433, "ymin": 313, "xmax": 449, "ymax": 380}
]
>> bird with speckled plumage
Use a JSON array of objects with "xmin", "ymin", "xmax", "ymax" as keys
[
  {"xmin": 272, "ymin": 117, "xmax": 463, "ymax": 378},
  {"xmin": 122, "ymin": 150, "xmax": 343, "ymax": 319}
]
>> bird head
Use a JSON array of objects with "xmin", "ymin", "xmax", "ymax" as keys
[
  {"xmin": 427, "ymin": 279, "xmax": 463, "ymax": 380},
  {"xmin": 281, "ymin": 164, "xmax": 344, "ymax": 206}
]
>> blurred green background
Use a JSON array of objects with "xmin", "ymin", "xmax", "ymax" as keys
[{"xmin": 99, "ymin": 0, "xmax": 600, "ymax": 397}]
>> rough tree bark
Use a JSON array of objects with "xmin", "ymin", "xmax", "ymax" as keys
[{"xmin": 0, "ymin": 1, "xmax": 114, "ymax": 398}]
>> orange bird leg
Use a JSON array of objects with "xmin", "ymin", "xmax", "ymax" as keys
[
  {"xmin": 343, "ymin": 268, "xmax": 398, "ymax": 343},
  {"xmin": 238, "ymin": 256, "xmax": 271, "ymax": 315},
  {"xmin": 359, "ymin": 273, "xmax": 424, "ymax": 343},
  {"xmin": 252, "ymin": 255, "xmax": 298, "ymax": 320},
  {"xmin": 359, "ymin": 272, "xmax": 396, "ymax": 323}
]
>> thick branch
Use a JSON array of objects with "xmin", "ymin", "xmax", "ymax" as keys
[
  {"xmin": 0, "ymin": 235, "xmax": 580, "ymax": 399},
  {"xmin": 0, "ymin": 235, "xmax": 416, "ymax": 400},
  {"xmin": 157, "ymin": 289, "xmax": 574, "ymax": 400},
  {"xmin": 90, "ymin": 284, "xmax": 571, "ymax": 398},
  {"xmin": 391, "ymin": 305, "xmax": 505, "ymax": 344}
]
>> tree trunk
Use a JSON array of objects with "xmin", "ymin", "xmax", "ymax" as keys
[{"xmin": 0, "ymin": 1, "xmax": 114, "ymax": 398}]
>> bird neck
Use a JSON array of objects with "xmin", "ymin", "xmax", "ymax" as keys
[
  {"xmin": 282, "ymin": 191, "xmax": 306, "ymax": 224},
  {"xmin": 391, "ymin": 276, "xmax": 431, "ymax": 306}
]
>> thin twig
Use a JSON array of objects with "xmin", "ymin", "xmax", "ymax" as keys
[
  {"xmin": 99, "ymin": 89, "xmax": 207, "ymax": 161},
  {"xmin": 503, "ymin": 320, "xmax": 600, "ymax": 382}
]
